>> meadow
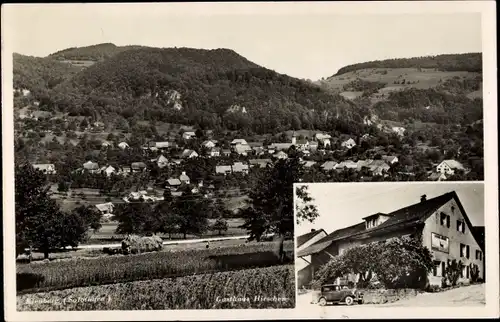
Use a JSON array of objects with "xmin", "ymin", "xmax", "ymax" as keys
[
  {"xmin": 17, "ymin": 265, "xmax": 295, "ymax": 310},
  {"xmin": 17, "ymin": 241, "xmax": 294, "ymax": 294}
]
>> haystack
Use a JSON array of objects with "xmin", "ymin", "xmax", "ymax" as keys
[{"xmin": 121, "ymin": 235, "xmax": 163, "ymax": 255}]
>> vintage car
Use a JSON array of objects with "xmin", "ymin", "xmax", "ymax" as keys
[{"xmin": 317, "ymin": 284, "xmax": 364, "ymax": 306}]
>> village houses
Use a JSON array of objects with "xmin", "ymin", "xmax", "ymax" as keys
[
  {"xmin": 297, "ymin": 191, "xmax": 484, "ymax": 288},
  {"xmin": 315, "ymin": 133, "xmax": 331, "ymax": 147},
  {"xmin": 118, "ymin": 142, "xmax": 130, "ymax": 150},
  {"xmin": 95, "ymin": 202, "xmax": 114, "ymax": 218}
]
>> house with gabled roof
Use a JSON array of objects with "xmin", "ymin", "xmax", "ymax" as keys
[
  {"xmin": 232, "ymin": 162, "xmax": 249, "ymax": 174},
  {"xmin": 231, "ymin": 138, "xmax": 248, "ymax": 146},
  {"xmin": 131, "ymin": 162, "xmax": 147, "ymax": 173},
  {"xmin": 233, "ymin": 144, "xmax": 252, "ymax": 156},
  {"xmin": 297, "ymin": 191, "xmax": 485, "ymax": 287},
  {"xmin": 249, "ymin": 159, "xmax": 273, "ymax": 169},
  {"xmin": 216, "ymin": 165, "xmax": 232, "ymax": 175},
  {"xmin": 118, "ymin": 142, "xmax": 130, "ymax": 150},
  {"xmin": 335, "ymin": 160, "xmax": 357, "ymax": 171},
  {"xmin": 341, "ymin": 138, "xmax": 357, "ymax": 149},
  {"xmin": 95, "ymin": 202, "xmax": 114, "ymax": 218},
  {"xmin": 208, "ymin": 147, "xmax": 221, "ymax": 158},
  {"xmin": 436, "ymin": 160, "xmax": 466, "ymax": 175},
  {"xmin": 181, "ymin": 149, "xmax": 199, "ymax": 159},
  {"xmin": 155, "ymin": 155, "xmax": 169, "ymax": 168},
  {"xmin": 202, "ymin": 140, "xmax": 217, "ymax": 149},
  {"xmin": 182, "ymin": 131, "xmax": 196, "ymax": 140},
  {"xmin": 429, "ymin": 172, "xmax": 447, "ymax": 181},
  {"xmin": 166, "ymin": 178, "xmax": 182, "ymax": 190},
  {"xmin": 274, "ymin": 151, "xmax": 288, "ymax": 160},
  {"xmin": 83, "ymin": 161, "xmax": 100, "ymax": 174},
  {"xmin": 321, "ymin": 161, "xmax": 338, "ymax": 171}
]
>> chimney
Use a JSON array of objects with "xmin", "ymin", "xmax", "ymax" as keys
[
  {"xmin": 311, "ymin": 228, "xmax": 316, "ymax": 232},
  {"xmin": 420, "ymin": 194, "xmax": 427, "ymax": 202}
]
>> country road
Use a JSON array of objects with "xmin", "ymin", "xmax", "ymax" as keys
[
  {"xmin": 298, "ymin": 284, "xmax": 486, "ymax": 308},
  {"xmin": 69, "ymin": 234, "xmax": 251, "ymax": 250}
]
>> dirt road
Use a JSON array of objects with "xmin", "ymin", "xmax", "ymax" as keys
[{"xmin": 298, "ymin": 284, "xmax": 485, "ymax": 308}]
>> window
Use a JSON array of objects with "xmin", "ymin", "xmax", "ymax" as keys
[
  {"xmin": 460, "ymin": 243, "xmax": 466, "ymax": 257},
  {"xmin": 457, "ymin": 220, "xmax": 466, "ymax": 233},
  {"xmin": 466, "ymin": 245, "xmax": 470, "ymax": 259},
  {"xmin": 476, "ymin": 250, "xmax": 483, "ymax": 260},
  {"xmin": 440, "ymin": 212, "xmax": 450, "ymax": 228},
  {"xmin": 440, "ymin": 213, "xmax": 447, "ymax": 226},
  {"xmin": 433, "ymin": 261, "xmax": 440, "ymax": 276}
]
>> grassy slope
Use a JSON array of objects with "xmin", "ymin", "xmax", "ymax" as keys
[{"xmin": 319, "ymin": 67, "xmax": 482, "ymax": 99}]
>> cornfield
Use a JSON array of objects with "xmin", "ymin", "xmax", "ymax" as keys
[
  {"xmin": 17, "ymin": 242, "xmax": 294, "ymax": 293},
  {"xmin": 17, "ymin": 265, "xmax": 296, "ymax": 310}
]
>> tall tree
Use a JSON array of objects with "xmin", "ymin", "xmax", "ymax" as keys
[
  {"xmin": 15, "ymin": 164, "xmax": 93, "ymax": 259},
  {"xmin": 241, "ymin": 157, "xmax": 306, "ymax": 261}
]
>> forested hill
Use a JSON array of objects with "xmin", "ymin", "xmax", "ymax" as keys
[
  {"xmin": 333, "ymin": 53, "xmax": 482, "ymax": 76},
  {"xmin": 13, "ymin": 53, "xmax": 82, "ymax": 93},
  {"xmin": 48, "ymin": 43, "xmax": 145, "ymax": 61},
  {"xmin": 44, "ymin": 47, "xmax": 363, "ymax": 134}
]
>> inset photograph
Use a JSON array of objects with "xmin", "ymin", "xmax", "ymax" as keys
[{"xmin": 295, "ymin": 182, "xmax": 485, "ymax": 309}]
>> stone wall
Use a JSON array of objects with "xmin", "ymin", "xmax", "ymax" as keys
[{"xmin": 360, "ymin": 288, "xmax": 419, "ymax": 304}]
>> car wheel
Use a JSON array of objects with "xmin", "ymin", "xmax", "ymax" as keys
[
  {"xmin": 344, "ymin": 296, "xmax": 354, "ymax": 306},
  {"xmin": 318, "ymin": 297, "xmax": 327, "ymax": 306}
]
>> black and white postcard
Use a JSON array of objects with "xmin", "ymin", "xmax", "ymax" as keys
[{"xmin": 2, "ymin": 1, "xmax": 498, "ymax": 321}]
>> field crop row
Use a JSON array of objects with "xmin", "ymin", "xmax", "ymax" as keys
[
  {"xmin": 17, "ymin": 265, "xmax": 296, "ymax": 310},
  {"xmin": 17, "ymin": 241, "xmax": 294, "ymax": 293}
]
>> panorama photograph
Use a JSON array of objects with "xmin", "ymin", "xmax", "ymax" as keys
[{"xmin": 4, "ymin": 3, "xmax": 487, "ymax": 312}]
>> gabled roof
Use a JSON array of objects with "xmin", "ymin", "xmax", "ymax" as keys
[
  {"xmin": 297, "ymin": 229, "xmax": 327, "ymax": 248},
  {"xmin": 440, "ymin": 160, "xmax": 465, "ymax": 170},
  {"xmin": 321, "ymin": 161, "xmax": 337, "ymax": 170},
  {"xmin": 131, "ymin": 162, "xmax": 147, "ymax": 168},
  {"xmin": 167, "ymin": 178, "xmax": 181, "ymax": 186},
  {"xmin": 298, "ymin": 191, "xmax": 473, "ymax": 258}
]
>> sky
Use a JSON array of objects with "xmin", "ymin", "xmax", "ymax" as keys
[
  {"xmin": 3, "ymin": 3, "xmax": 482, "ymax": 80},
  {"xmin": 296, "ymin": 182, "xmax": 485, "ymax": 236}
]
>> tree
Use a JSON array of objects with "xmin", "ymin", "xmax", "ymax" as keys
[
  {"xmin": 15, "ymin": 164, "xmax": 91, "ymax": 259},
  {"xmin": 72, "ymin": 205, "xmax": 103, "ymax": 232},
  {"xmin": 241, "ymin": 157, "xmax": 305, "ymax": 262},
  {"xmin": 172, "ymin": 191, "xmax": 210, "ymax": 239},
  {"xmin": 212, "ymin": 217, "xmax": 229, "ymax": 235},
  {"xmin": 114, "ymin": 203, "xmax": 155, "ymax": 235},
  {"xmin": 469, "ymin": 263, "xmax": 480, "ymax": 283},
  {"xmin": 444, "ymin": 259, "xmax": 464, "ymax": 287},
  {"xmin": 295, "ymin": 185, "xmax": 319, "ymax": 225},
  {"xmin": 313, "ymin": 236, "xmax": 434, "ymax": 290}
]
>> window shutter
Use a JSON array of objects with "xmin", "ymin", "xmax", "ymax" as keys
[
  {"xmin": 460, "ymin": 244, "xmax": 464, "ymax": 257},
  {"xmin": 466, "ymin": 266, "xmax": 470, "ymax": 279},
  {"xmin": 466, "ymin": 245, "xmax": 470, "ymax": 259},
  {"xmin": 462, "ymin": 222, "xmax": 466, "ymax": 233},
  {"xmin": 446, "ymin": 216, "xmax": 450, "ymax": 228},
  {"xmin": 456, "ymin": 220, "xmax": 460, "ymax": 231}
]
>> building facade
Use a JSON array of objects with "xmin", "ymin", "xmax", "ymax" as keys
[{"xmin": 298, "ymin": 191, "xmax": 484, "ymax": 288}]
